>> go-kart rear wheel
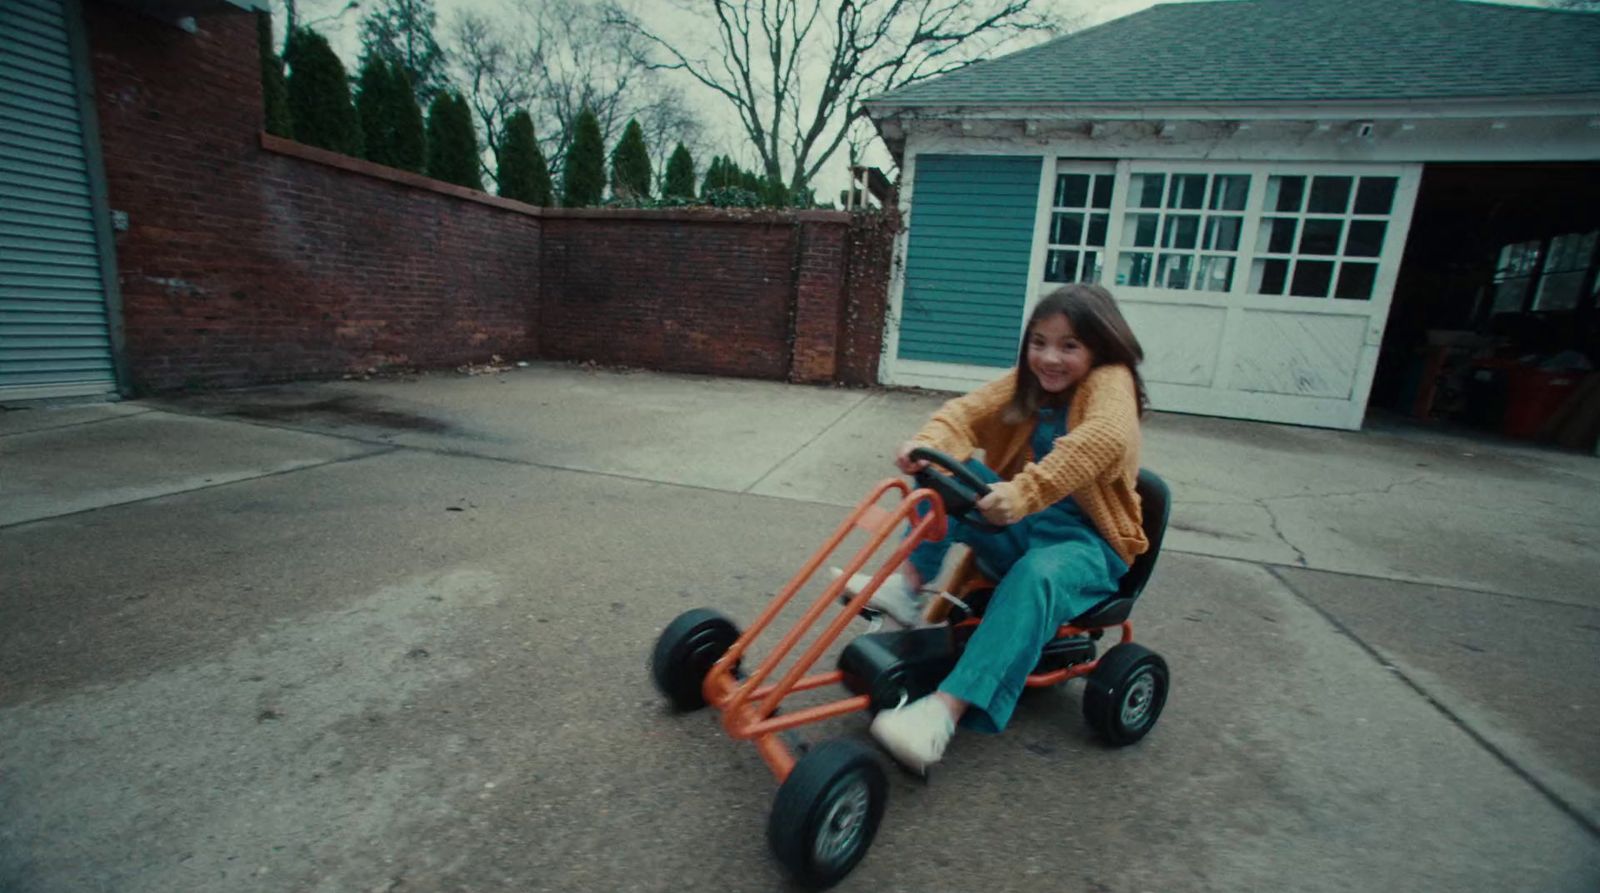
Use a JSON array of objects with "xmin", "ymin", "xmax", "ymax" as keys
[
  {"xmin": 651, "ymin": 608, "xmax": 740, "ymax": 711},
  {"xmin": 768, "ymin": 739, "xmax": 887, "ymax": 889},
  {"xmin": 1082, "ymin": 642, "xmax": 1168, "ymax": 746}
]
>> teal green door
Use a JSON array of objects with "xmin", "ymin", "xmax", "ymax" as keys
[{"xmin": 896, "ymin": 154, "xmax": 1041, "ymax": 368}]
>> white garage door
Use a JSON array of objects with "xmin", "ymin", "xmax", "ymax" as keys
[
  {"xmin": 0, "ymin": 0, "xmax": 119, "ymax": 401},
  {"xmin": 1093, "ymin": 161, "xmax": 1420, "ymax": 430},
  {"xmin": 888, "ymin": 156, "xmax": 1420, "ymax": 431}
]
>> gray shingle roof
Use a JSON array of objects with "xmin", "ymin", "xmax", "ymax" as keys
[{"xmin": 865, "ymin": 0, "xmax": 1600, "ymax": 109}]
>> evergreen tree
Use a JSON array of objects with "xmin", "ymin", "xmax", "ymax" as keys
[
  {"xmin": 257, "ymin": 12, "xmax": 292, "ymax": 137},
  {"xmin": 355, "ymin": 57, "xmax": 398, "ymax": 167},
  {"xmin": 497, "ymin": 110, "xmax": 552, "ymax": 206},
  {"xmin": 561, "ymin": 105, "xmax": 605, "ymax": 208},
  {"xmin": 285, "ymin": 28, "xmax": 363, "ymax": 156},
  {"xmin": 357, "ymin": 0, "xmax": 448, "ymax": 104},
  {"xmin": 355, "ymin": 58, "xmax": 425, "ymax": 172},
  {"xmin": 702, "ymin": 156, "xmax": 765, "ymax": 197},
  {"xmin": 389, "ymin": 68, "xmax": 426, "ymax": 173},
  {"xmin": 707, "ymin": 156, "xmax": 726, "ymax": 194},
  {"xmin": 699, "ymin": 156, "xmax": 718, "ymax": 196},
  {"xmin": 759, "ymin": 176, "xmax": 790, "ymax": 208},
  {"xmin": 609, "ymin": 119, "xmax": 651, "ymax": 201},
  {"xmin": 702, "ymin": 155, "xmax": 738, "ymax": 196},
  {"xmin": 700, "ymin": 156, "xmax": 763, "ymax": 208},
  {"xmin": 663, "ymin": 144, "xmax": 695, "ymax": 199},
  {"xmin": 426, "ymin": 92, "xmax": 482, "ymax": 189}
]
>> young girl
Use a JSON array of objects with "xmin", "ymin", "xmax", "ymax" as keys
[{"xmin": 842, "ymin": 283, "xmax": 1150, "ymax": 773}]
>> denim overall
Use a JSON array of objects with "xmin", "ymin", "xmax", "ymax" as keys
[{"xmin": 907, "ymin": 406, "xmax": 1129, "ymax": 733}]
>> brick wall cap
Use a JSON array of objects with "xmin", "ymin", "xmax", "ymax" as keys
[
  {"xmin": 542, "ymin": 207, "xmax": 851, "ymax": 224},
  {"xmin": 261, "ymin": 133, "xmax": 543, "ymax": 215},
  {"xmin": 261, "ymin": 133, "xmax": 852, "ymax": 225}
]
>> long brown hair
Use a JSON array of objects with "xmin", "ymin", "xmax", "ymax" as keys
[{"xmin": 1006, "ymin": 283, "xmax": 1148, "ymax": 423}]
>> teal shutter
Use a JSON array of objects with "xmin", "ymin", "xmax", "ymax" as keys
[
  {"xmin": 0, "ymin": 0, "xmax": 118, "ymax": 400},
  {"xmin": 896, "ymin": 154, "xmax": 1041, "ymax": 368}
]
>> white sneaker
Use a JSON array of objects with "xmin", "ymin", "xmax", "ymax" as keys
[
  {"xmin": 828, "ymin": 568, "xmax": 927, "ymax": 627},
  {"xmin": 870, "ymin": 695, "xmax": 956, "ymax": 774}
]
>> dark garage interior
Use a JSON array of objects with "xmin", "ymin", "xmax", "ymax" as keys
[{"xmin": 1372, "ymin": 162, "xmax": 1600, "ymax": 452}]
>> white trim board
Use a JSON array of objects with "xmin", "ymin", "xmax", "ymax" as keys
[{"xmin": 895, "ymin": 116, "xmax": 1600, "ymax": 164}]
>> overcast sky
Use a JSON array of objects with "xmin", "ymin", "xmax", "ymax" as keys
[{"xmin": 301, "ymin": 0, "xmax": 1555, "ymax": 204}]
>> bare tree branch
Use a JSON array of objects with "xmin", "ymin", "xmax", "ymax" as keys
[
  {"xmin": 446, "ymin": 0, "xmax": 706, "ymax": 190},
  {"xmin": 607, "ymin": 0, "xmax": 1059, "ymax": 194},
  {"xmin": 638, "ymin": 90, "xmax": 709, "ymax": 192},
  {"xmin": 450, "ymin": 10, "xmax": 541, "ymax": 184},
  {"xmin": 268, "ymin": 0, "xmax": 359, "ymax": 55}
]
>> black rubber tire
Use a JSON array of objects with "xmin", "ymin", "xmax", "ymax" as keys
[
  {"xmin": 767, "ymin": 739, "xmax": 888, "ymax": 889},
  {"xmin": 650, "ymin": 608, "xmax": 740, "ymax": 711},
  {"xmin": 1082, "ymin": 643, "xmax": 1169, "ymax": 746}
]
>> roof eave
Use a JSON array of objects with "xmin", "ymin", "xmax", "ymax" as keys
[{"xmin": 864, "ymin": 94, "xmax": 1600, "ymax": 123}]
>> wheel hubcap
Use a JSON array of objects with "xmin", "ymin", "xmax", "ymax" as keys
[
  {"xmin": 812, "ymin": 775, "xmax": 870, "ymax": 868},
  {"xmin": 1121, "ymin": 670, "xmax": 1156, "ymax": 728},
  {"xmin": 684, "ymin": 627, "xmax": 734, "ymax": 675}
]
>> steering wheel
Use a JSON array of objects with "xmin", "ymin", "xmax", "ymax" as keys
[{"xmin": 907, "ymin": 446, "xmax": 1003, "ymax": 534}]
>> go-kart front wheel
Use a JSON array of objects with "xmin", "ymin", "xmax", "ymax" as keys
[
  {"xmin": 650, "ymin": 608, "xmax": 740, "ymax": 711},
  {"xmin": 1082, "ymin": 642, "xmax": 1168, "ymax": 746},
  {"xmin": 768, "ymin": 739, "xmax": 888, "ymax": 889}
]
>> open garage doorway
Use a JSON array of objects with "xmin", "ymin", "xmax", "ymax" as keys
[{"xmin": 1371, "ymin": 163, "xmax": 1600, "ymax": 452}]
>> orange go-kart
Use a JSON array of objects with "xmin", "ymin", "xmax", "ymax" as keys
[{"xmin": 650, "ymin": 448, "xmax": 1171, "ymax": 888}]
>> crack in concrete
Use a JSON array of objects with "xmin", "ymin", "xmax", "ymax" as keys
[
  {"xmin": 1243, "ymin": 475, "xmax": 1427, "ymax": 568},
  {"xmin": 0, "ymin": 445, "xmax": 401, "ymax": 532},
  {"xmin": 1163, "ymin": 472, "xmax": 1431, "ymax": 508},
  {"xmin": 0, "ymin": 408, "xmax": 155, "ymax": 439},
  {"xmin": 1206, "ymin": 551, "xmax": 1598, "ymax": 612},
  {"xmin": 1256, "ymin": 499, "xmax": 1309, "ymax": 567},
  {"xmin": 1268, "ymin": 475, "xmax": 1430, "ymax": 502}
]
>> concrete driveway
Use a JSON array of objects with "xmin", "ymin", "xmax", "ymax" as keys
[{"xmin": 3, "ymin": 362, "xmax": 1598, "ymax": 892}]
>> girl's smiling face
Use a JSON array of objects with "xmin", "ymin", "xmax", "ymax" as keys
[{"xmin": 1027, "ymin": 312, "xmax": 1094, "ymax": 394}]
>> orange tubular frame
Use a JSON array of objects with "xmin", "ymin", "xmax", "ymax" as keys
[
  {"xmin": 701, "ymin": 479, "xmax": 946, "ymax": 781},
  {"xmin": 699, "ymin": 479, "xmax": 1135, "ymax": 782}
]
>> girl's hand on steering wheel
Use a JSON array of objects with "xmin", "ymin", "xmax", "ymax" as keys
[
  {"xmin": 976, "ymin": 482, "xmax": 1024, "ymax": 526},
  {"xmin": 894, "ymin": 441, "xmax": 929, "ymax": 475}
]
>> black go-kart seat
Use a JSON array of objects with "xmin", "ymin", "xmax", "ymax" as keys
[
  {"xmin": 964, "ymin": 468, "xmax": 1171, "ymax": 627},
  {"xmin": 839, "ymin": 470, "xmax": 1171, "ymax": 709}
]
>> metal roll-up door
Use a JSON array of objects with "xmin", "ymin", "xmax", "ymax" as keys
[{"xmin": 0, "ymin": 0, "xmax": 118, "ymax": 401}]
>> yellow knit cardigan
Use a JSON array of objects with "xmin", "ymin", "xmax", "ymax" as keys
[{"xmin": 909, "ymin": 363, "xmax": 1149, "ymax": 565}]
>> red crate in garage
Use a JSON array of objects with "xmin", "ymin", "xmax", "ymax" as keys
[{"xmin": 1502, "ymin": 368, "xmax": 1583, "ymax": 440}]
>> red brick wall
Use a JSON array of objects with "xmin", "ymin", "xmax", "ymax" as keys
[
  {"xmin": 790, "ymin": 220, "xmax": 849, "ymax": 383},
  {"xmin": 83, "ymin": 4, "xmax": 890, "ymax": 393},
  {"xmin": 840, "ymin": 212, "xmax": 900, "ymax": 386},
  {"xmin": 86, "ymin": 5, "xmax": 538, "ymax": 393},
  {"xmin": 539, "ymin": 211, "xmax": 879, "ymax": 383}
]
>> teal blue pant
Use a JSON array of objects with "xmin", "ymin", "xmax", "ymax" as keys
[{"xmin": 908, "ymin": 460, "xmax": 1127, "ymax": 733}]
